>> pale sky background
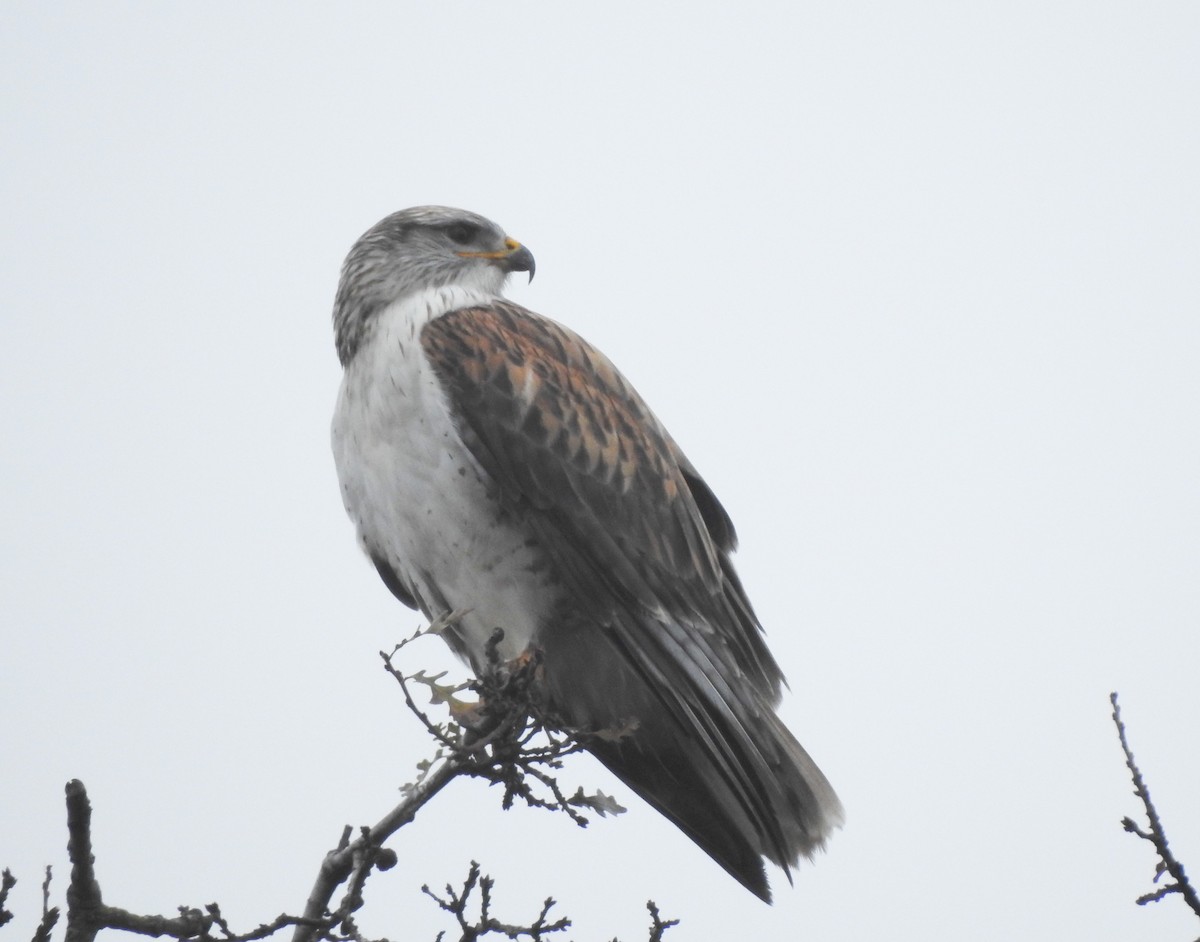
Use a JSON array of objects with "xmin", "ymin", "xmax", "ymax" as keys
[{"xmin": 3, "ymin": 4, "xmax": 1198, "ymax": 941}]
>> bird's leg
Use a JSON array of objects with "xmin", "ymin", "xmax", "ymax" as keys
[{"xmin": 455, "ymin": 631, "xmax": 545, "ymax": 748}]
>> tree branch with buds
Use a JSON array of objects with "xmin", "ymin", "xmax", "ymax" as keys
[
  {"xmin": 1111, "ymin": 691, "xmax": 1200, "ymax": 925},
  {"xmin": 5, "ymin": 618, "xmax": 673, "ymax": 942}
]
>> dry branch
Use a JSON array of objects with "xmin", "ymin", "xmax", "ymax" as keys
[
  {"xmin": 1111, "ymin": 691, "xmax": 1200, "ymax": 924},
  {"xmin": 0, "ymin": 871, "xmax": 15, "ymax": 930},
  {"xmin": 4, "ymin": 622, "xmax": 674, "ymax": 942}
]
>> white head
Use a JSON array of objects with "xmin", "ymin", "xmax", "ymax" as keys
[{"xmin": 333, "ymin": 206, "xmax": 535, "ymax": 365}]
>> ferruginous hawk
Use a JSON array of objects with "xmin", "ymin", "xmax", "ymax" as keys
[{"xmin": 330, "ymin": 206, "xmax": 842, "ymax": 901}]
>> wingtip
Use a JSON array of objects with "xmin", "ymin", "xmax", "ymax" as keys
[{"xmin": 730, "ymin": 858, "xmax": 774, "ymax": 904}]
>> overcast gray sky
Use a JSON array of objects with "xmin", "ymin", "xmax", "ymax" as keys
[{"xmin": 3, "ymin": 4, "xmax": 1198, "ymax": 940}]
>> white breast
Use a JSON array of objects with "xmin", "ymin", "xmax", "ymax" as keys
[{"xmin": 331, "ymin": 286, "xmax": 550, "ymax": 666}]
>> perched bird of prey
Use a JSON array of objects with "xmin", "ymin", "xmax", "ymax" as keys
[{"xmin": 330, "ymin": 206, "xmax": 842, "ymax": 901}]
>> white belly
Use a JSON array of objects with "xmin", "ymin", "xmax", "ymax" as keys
[{"xmin": 331, "ymin": 289, "xmax": 550, "ymax": 665}]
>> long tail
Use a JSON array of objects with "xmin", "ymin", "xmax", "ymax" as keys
[{"xmin": 539, "ymin": 620, "xmax": 843, "ymax": 901}]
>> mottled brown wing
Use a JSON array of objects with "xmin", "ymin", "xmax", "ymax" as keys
[
  {"xmin": 420, "ymin": 302, "xmax": 779, "ymax": 697},
  {"xmin": 422, "ymin": 303, "xmax": 842, "ymax": 899}
]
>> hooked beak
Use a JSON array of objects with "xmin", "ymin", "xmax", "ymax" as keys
[{"xmin": 458, "ymin": 237, "xmax": 536, "ymax": 283}]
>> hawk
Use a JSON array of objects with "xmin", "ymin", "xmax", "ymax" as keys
[{"xmin": 330, "ymin": 206, "xmax": 842, "ymax": 900}]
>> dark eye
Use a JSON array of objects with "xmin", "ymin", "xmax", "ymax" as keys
[{"xmin": 445, "ymin": 222, "xmax": 478, "ymax": 246}]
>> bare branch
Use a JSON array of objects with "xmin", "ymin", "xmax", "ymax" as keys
[
  {"xmin": 31, "ymin": 868, "xmax": 59, "ymax": 942},
  {"xmin": 1111, "ymin": 692, "xmax": 1200, "ymax": 923},
  {"xmin": 422, "ymin": 861, "xmax": 571, "ymax": 941},
  {"xmin": 291, "ymin": 754, "xmax": 465, "ymax": 942},
  {"xmin": 291, "ymin": 626, "xmax": 605, "ymax": 942},
  {"xmin": 1, "ymin": 870, "xmax": 15, "ymax": 930},
  {"xmin": 9, "ymin": 619, "xmax": 671, "ymax": 942},
  {"xmin": 56, "ymin": 781, "xmax": 338, "ymax": 942},
  {"xmin": 422, "ymin": 863, "xmax": 677, "ymax": 942},
  {"xmin": 64, "ymin": 779, "xmax": 104, "ymax": 942},
  {"xmin": 288, "ymin": 624, "xmax": 663, "ymax": 941},
  {"xmin": 644, "ymin": 901, "xmax": 680, "ymax": 942}
]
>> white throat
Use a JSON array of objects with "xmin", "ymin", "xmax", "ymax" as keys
[{"xmin": 369, "ymin": 282, "xmax": 504, "ymax": 347}]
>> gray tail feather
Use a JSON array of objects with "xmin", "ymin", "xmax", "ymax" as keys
[
  {"xmin": 540, "ymin": 623, "xmax": 843, "ymax": 901},
  {"xmin": 585, "ymin": 710, "xmax": 843, "ymax": 901}
]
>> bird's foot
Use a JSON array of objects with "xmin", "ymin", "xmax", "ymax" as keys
[{"xmin": 457, "ymin": 641, "xmax": 544, "ymax": 747}]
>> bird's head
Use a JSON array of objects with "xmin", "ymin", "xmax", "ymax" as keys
[{"xmin": 333, "ymin": 205, "xmax": 535, "ymax": 365}]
